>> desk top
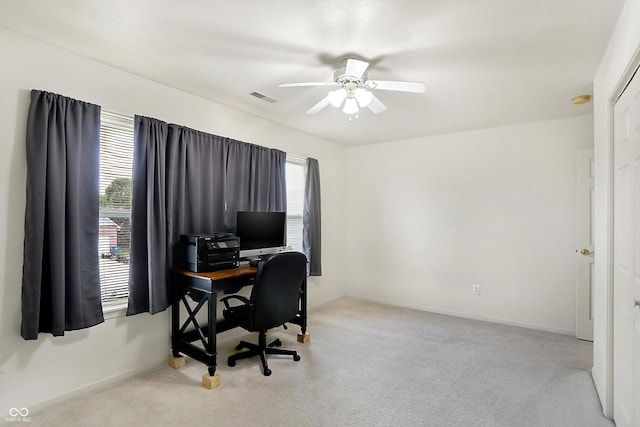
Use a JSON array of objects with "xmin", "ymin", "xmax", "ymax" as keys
[{"xmin": 174, "ymin": 264, "xmax": 257, "ymax": 281}]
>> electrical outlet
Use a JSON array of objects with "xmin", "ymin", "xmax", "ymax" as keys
[{"xmin": 472, "ymin": 284, "xmax": 481, "ymax": 296}]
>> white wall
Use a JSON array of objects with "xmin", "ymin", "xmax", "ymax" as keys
[
  {"xmin": 592, "ymin": 0, "xmax": 640, "ymax": 417},
  {"xmin": 0, "ymin": 28, "xmax": 346, "ymax": 416},
  {"xmin": 345, "ymin": 116, "xmax": 593, "ymax": 333}
]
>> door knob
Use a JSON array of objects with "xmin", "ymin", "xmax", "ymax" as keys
[
  {"xmin": 580, "ymin": 248, "xmax": 594, "ymax": 256},
  {"xmin": 635, "ymin": 300, "xmax": 640, "ymax": 309}
]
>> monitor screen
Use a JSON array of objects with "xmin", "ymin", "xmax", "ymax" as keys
[{"xmin": 235, "ymin": 211, "xmax": 286, "ymax": 255}]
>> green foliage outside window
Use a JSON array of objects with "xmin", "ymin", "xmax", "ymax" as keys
[{"xmin": 100, "ymin": 177, "xmax": 132, "ymax": 209}]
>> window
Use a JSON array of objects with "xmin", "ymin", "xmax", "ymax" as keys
[
  {"xmin": 286, "ymin": 156, "xmax": 306, "ymax": 252},
  {"xmin": 99, "ymin": 111, "xmax": 134, "ymax": 310}
]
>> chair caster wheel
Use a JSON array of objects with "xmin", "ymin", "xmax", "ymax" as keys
[
  {"xmin": 263, "ymin": 368, "xmax": 272, "ymax": 376},
  {"xmin": 228, "ymin": 359, "xmax": 236, "ymax": 367},
  {"xmin": 294, "ymin": 354, "xmax": 301, "ymax": 361}
]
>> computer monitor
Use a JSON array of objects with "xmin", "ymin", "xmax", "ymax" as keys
[{"xmin": 235, "ymin": 211, "xmax": 287, "ymax": 258}]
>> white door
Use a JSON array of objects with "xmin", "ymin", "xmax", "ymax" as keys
[
  {"xmin": 576, "ymin": 148, "xmax": 594, "ymax": 341},
  {"xmin": 613, "ymin": 67, "xmax": 640, "ymax": 427}
]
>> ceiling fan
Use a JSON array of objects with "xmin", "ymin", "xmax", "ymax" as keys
[{"xmin": 278, "ymin": 58, "xmax": 425, "ymax": 116}]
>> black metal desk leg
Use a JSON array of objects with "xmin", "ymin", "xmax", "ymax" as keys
[
  {"xmin": 171, "ymin": 284, "xmax": 180, "ymax": 358},
  {"xmin": 301, "ymin": 276, "xmax": 308, "ymax": 335},
  {"xmin": 296, "ymin": 276, "xmax": 310, "ymax": 343},
  {"xmin": 207, "ymin": 291, "xmax": 217, "ymax": 376}
]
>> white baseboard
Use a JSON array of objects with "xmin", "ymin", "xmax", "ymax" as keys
[
  {"xmin": 1, "ymin": 362, "xmax": 164, "ymax": 425},
  {"xmin": 349, "ymin": 294, "xmax": 576, "ymax": 336}
]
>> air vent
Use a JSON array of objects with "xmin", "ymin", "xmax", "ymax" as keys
[{"xmin": 249, "ymin": 92, "xmax": 277, "ymax": 103}]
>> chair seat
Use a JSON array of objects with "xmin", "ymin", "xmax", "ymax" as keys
[{"xmin": 223, "ymin": 304, "xmax": 252, "ymax": 329}]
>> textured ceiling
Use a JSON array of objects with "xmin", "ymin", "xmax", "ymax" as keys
[{"xmin": 0, "ymin": 0, "xmax": 624, "ymax": 145}]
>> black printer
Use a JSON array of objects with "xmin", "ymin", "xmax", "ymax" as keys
[{"xmin": 175, "ymin": 233, "xmax": 240, "ymax": 272}]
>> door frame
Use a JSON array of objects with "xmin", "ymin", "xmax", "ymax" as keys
[{"xmin": 601, "ymin": 48, "xmax": 640, "ymax": 418}]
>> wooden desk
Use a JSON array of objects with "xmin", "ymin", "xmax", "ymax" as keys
[{"xmin": 170, "ymin": 265, "xmax": 308, "ymax": 377}]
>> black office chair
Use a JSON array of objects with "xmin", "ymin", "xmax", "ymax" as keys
[{"xmin": 221, "ymin": 251, "xmax": 307, "ymax": 376}]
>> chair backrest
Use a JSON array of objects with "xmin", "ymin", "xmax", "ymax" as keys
[{"xmin": 250, "ymin": 251, "xmax": 307, "ymax": 331}]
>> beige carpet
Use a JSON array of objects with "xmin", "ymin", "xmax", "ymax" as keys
[{"xmin": 28, "ymin": 297, "xmax": 612, "ymax": 426}]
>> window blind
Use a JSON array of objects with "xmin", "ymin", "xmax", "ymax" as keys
[
  {"xmin": 286, "ymin": 157, "xmax": 306, "ymax": 252},
  {"xmin": 99, "ymin": 111, "xmax": 134, "ymax": 305}
]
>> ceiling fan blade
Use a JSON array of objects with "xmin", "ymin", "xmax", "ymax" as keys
[
  {"xmin": 344, "ymin": 59, "xmax": 369, "ymax": 79},
  {"xmin": 366, "ymin": 80, "xmax": 425, "ymax": 93},
  {"xmin": 367, "ymin": 95, "xmax": 387, "ymax": 114},
  {"xmin": 306, "ymin": 96, "xmax": 331, "ymax": 114},
  {"xmin": 279, "ymin": 82, "xmax": 337, "ymax": 88}
]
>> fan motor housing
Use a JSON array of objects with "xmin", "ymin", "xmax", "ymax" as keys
[{"xmin": 334, "ymin": 68, "xmax": 367, "ymax": 86}]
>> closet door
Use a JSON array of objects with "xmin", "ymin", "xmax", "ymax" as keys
[{"xmin": 613, "ymin": 67, "xmax": 640, "ymax": 427}]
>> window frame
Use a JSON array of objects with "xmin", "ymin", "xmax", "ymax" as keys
[{"xmin": 97, "ymin": 116, "xmax": 307, "ymax": 316}]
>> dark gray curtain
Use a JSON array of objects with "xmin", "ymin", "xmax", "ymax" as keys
[
  {"xmin": 128, "ymin": 120, "xmax": 229, "ymax": 315},
  {"xmin": 127, "ymin": 118, "xmax": 282, "ymax": 315},
  {"xmin": 224, "ymin": 140, "xmax": 287, "ymax": 230},
  {"xmin": 165, "ymin": 125, "xmax": 227, "ymax": 259},
  {"xmin": 303, "ymin": 158, "xmax": 322, "ymax": 276},
  {"xmin": 22, "ymin": 90, "xmax": 104, "ymax": 339},
  {"xmin": 127, "ymin": 116, "xmax": 169, "ymax": 315},
  {"xmin": 268, "ymin": 148, "xmax": 287, "ymax": 211}
]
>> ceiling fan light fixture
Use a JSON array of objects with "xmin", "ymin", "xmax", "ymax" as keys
[
  {"xmin": 354, "ymin": 88, "xmax": 373, "ymax": 107},
  {"xmin": 343, "ymin": 98, "xmax": 359, "ymax": 114},
  {"xmin": 279, "ymin": 58, "xmax": 424, "ymax": 117},
  {"xmin": 328, "ymin": 89, "xmax": 347, "ymax": 108}
]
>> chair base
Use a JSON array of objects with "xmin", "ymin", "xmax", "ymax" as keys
[{"xmin": 228, "ymin": 332, "xmax": 300, "ymax": 376}]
